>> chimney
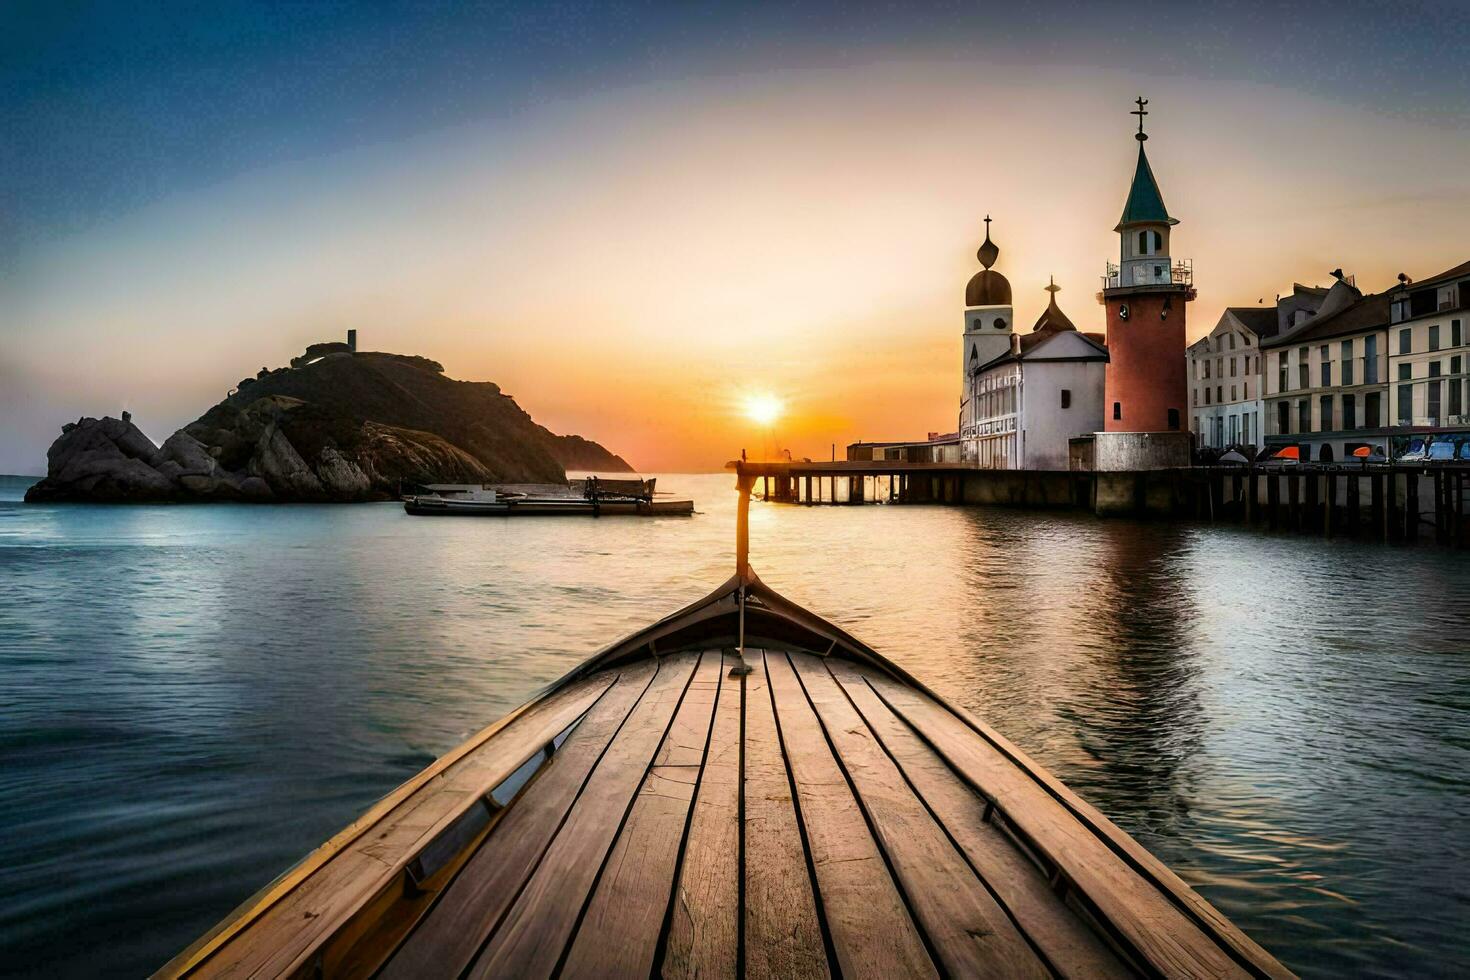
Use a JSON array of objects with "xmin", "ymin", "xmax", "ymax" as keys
[{"xmin": 347, "ymin": 328, "xmax": 357, "ymax": 352}]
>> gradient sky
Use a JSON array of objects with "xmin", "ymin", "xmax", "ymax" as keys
[{"xmin": 4, "ymin": 1, "xmax": 1469, "ymax": 473}]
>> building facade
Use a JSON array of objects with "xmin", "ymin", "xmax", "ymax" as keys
[
  {"xmin": 1385, "ymin": 261, "xmax": 1470, "ymax": 453},
  {"xmin": 1187, "ymin": 307, "xmax": 1275, "ymax": 451},
  {"xmin": 1261, "ymin": 274, "xmax": 1390, "ymax": 460}
]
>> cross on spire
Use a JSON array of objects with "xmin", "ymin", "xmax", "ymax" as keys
[
  {"xmin": 1132, "ymin": 96, "xmax": 1149, "ymax": 141},
  {"xmin": 984, "ymin": 214, "xmax": 991, "ymax": 235}
]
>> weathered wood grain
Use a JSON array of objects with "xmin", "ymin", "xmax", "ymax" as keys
[
  {"xmin": 789, "ymin": 652, "xmax": 1051, "ymax": 979},
  {"xmin": 825, "ymin": 657, "xmax": 1136, "ymax": 979},
  {"xmin": 661, "ymin": 652, "xmax": 741, "ymax": 980},
  {"xmin": 560, "ymin": 653, "xmax": 724, "ymax": 977},
  {"xmin": 865, "ymin": 669, "xmax": 1257, "ymax": 980},
  {"xmin": 379, "ymin": 660, "xmax": 658, "ymax": 978},
  {"xmin": 743, "ymin": 650, "xmax": 830, "ymax": 980},
  {"xmin": 465, "ymin": 651, "xmax": 702, "ymax": 979},
  {"xmin": 763, "ymin": 651, "xmax": 936, "ymax": 980}
]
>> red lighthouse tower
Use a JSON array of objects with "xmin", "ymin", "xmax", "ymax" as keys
[{"xmin": 1100, "ymin": 98, "xmax": 1195, "ymax": 449}]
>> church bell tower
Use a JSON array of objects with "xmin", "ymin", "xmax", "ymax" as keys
[
  {"xmin": 962, "ymin": 216, "xmax": 1014, "ymax": 401},
  {"xmin": 1100, "ymin": 98, "xmax": 1193, "ymax": 437}
]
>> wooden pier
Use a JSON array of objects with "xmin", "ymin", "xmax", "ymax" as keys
[{"xmin": 733, "ymin": 460, "xmax": 1470, "ymax": 547}]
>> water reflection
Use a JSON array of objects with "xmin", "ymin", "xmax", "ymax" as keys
[{"xmin": 0, "ymin": 474, "xmax": 1467, "ymax": 978}]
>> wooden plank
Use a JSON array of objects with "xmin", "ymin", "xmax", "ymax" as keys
[
  {"xmin": 787, "ymin": 652, "xmax": 1050, "ymax": 979},
  {"xmin": 560, "ymin": 653, "xmax": 725, "ymax": 977},
  {"xmin": 187, "ymin": 671, "xmax": 617, "ymax": 979},
  {"xmin": 465, "ymin": 651, "xmax": 702, "ymax": 979},
  {"xmin": 743, "ymin": 651, "xmax": 830, "ymax": 980},
  {"xmin": 661, "ymin": 652, "xmax": 742, "ymax": 979},
  {"xmin": 380, "ymin": 660, "xmax": 659, "ymax": 978},
  {"xmin": 865, "ymin": 669, "xmax": 1278, "ymax": 979},
  {"xmin": 763, "ymin": 651, "xmax": 936, "ymax": 980},
  {"xmin": 825, "ymin": 658, "xmax": 1135, "ymax": 980}
]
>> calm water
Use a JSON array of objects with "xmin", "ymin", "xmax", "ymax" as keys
[{"xmin": 1, "ymin": 472, "xmax": 1468, "ymax": 977}]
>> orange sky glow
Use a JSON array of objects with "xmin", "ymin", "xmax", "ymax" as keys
[{"xmin": 5, "ymin": 58, "xmax": 1469, "ymax": 473}]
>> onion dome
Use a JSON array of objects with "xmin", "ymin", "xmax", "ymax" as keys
[
  {"xmin": 1031, "ymin": 277, "xmax": 1077, "ymax": 332},
  {"xmin": 965, "ymin": 216, "xmax": 1012, "ymax": 307}
]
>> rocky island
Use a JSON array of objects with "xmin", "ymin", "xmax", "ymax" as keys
[{"xmin": 25, "ymin": 339, "xmax": 632, "ymax": 503}]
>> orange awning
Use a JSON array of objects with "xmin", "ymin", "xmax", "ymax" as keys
[
  {"xmin": 1352, "ymin": 446, "xmax": 1373, "ymax": 458},
  {"xmin": 1273, "ymin": 446, "xmax": 1300, "ymax": 460}
]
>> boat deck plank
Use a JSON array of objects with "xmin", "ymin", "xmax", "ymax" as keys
[
  {"xmin": 378, "ymin": 659, "xmax": 659, "ymax": 978},
  {"xmin": 824, "ymin": 656, "xmax": 1136, "ymax": 980},
  {"xmin": 741, "ymin": 650, "xmax": 831, "ymax": 980},
  {"xmin": 465, "ymin": 650, "xmax": 702, "ymax": 979},
  {"xmin": 763, "ymin": 650, "xmax": 938, "ymax": 979},
  {"xmin": 560, "ymin": 652, "xmax": 725, "ymax": 977},
  {"xmin": 864, "ymin": 667, "xmax": 1258, "ymax": 979},
  {"xmin": 788, "ymin": 650, "xmax": 1052, "ymax": 979},
  {"xmin": 661, "ymin": 652, "xmax": 742, "ymax": 980}
]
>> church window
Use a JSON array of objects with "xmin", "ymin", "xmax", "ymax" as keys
[
  {"xmin": 1060, "ymin": 389, "xmax": 1071, "ymax": 409},
  {"xmin": 1113, "ymin": 401, "xmax": 1121, "ymax": 420},
  {"xmin": 1168, "ymin": 408, "xmax": 1180, "ymax": 431}
]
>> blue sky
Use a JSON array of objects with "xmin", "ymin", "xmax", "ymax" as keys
[{"xmin": 2, "ymin": 1, "xmax": 1468, "ymax": 472}]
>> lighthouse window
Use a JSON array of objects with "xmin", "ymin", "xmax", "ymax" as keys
[
  {"xmin": 1060, "ymin": 389, "xmax": 1072, "ymax": 409},
  {"xmin": 1113, "ymin": 401, "xmax": 1121, "ymax": 420},
  {"xmin": 994, "ymin": 317, "xmax": 1007, "ymax": 330},
  {"xmin": 1168, "ymin": 409, "xmax": 1180, "ymax": 431}
]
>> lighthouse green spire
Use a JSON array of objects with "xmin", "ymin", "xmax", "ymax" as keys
[{"xmin": 1114, "ymin": 98, "xmax": 1178, "ymax": 232}]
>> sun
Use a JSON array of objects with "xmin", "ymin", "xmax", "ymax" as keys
[{"xmin": 744, "ymin": 393, "xmax": 783, "ymax": 426}]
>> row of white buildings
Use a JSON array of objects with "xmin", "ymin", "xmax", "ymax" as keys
[{"xmin": 1189, "ymin": 259, "xmax": 1470, "ymax": 461}]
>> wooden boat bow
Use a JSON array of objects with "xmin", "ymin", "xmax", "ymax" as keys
[{"xmin": 156, "ymin": 466, "xmax": 1293, "ymax": 979}]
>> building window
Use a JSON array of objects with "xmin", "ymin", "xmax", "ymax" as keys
[
  {"xmin": 1430, "ymin": 361, "xmax": 1442, "ymax": 378},
  {"xmin": 1366, "ymin": 391, "xmax": 1381, "ymax": 428},
  {"xmin": 1217, "ymin": 385, "xmax": 1223, "ymax": 403},
  {"xmin": 1229, "ymin": 333, "xmax": 1236, "ymax": 350},
  {"xmin": 1277, "ymin": 401, "xmax": 1290, "ymax": 435},
  {"xmin": 1113, "ymin": 401, "xmax": 1121, "ymax": 420},
  {"xmin": 1193, "ymin": 389, "xmax": 1198, "ymax": 406},
  {"xmin": 1343, "ymin": 393, "xmax": 1356, "ymax": 430},
  {"xmin": 1428, "ymin": 380, "xmax": 1442, "ymax": 424},
  {"xmin": 1230, "ymin": 357, "xmax": 1237, "ymax": 377},
  {"xmin": 1452, "ymin": 379, "xmax": 1464, "ymax": 419},
  {"xmin": 1231, "ymin": 385, "xmax": 1237, "ymax": 401},
  {"xmin": 1060, "ymin": 389, "xmax": 1071, "ymax": 409},
  {"xmin": 1430, "ymin": 325, "xmax": 1440, "ymax": 352},
  {"xmin": 1454, "ymin": 319, "xmax": 1463, "ymax": 347},
  {"xmin": 1299, "ymin": 399, "xmax": 1311, "ymax": 434},
  {"xmin": 1205, "ymin": 388, "xmax": 1212, "ymax": 405},
  {"xmin": 1398, "ymin": 384, "xmax": 1412, "ymax": 425},
  {"xmin": 1168, "ymin": 408, "xmax": 1180, "ymax": 431},
  {"xmin": 1321, "ymin": 359, "xmax": 1331, "ymax": 387},
  {"xmin": 1320, "ymin": 395, "xmax": 1333, "ymax": 432},
  {"xmin": 1204, "ymin": 360, "xmax": 1211, "ymax": 379},
  {"xmin": 1342, "ymin": 339, "xmax": 1355, "ymax": 385},
  {"xmin": 1364, "ymin": 335, "xmax": 1379, "ymax": 383},
  {"xmin": 1400, "ymin": 327, "xmax": 1412, "ymax": 355},
  {"xmin": 1297, "ymin": 347, "xmax": 1309, "ymax": 389},
  {"xmin": 1278, "ymin": 355, "xmax": 1288, "ymax": 393},
  {"xmin": 1245, "ymin": 380, "xmax": 1250, "ymax": 399},
  {"xmin": 1399, "ymin": 363, "xmax": 1413, "ymax": 381}
]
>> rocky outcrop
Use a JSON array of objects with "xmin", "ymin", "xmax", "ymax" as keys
[{"xmin": 25, "ymin": 350, "xmax": 624, "ymax": 503}]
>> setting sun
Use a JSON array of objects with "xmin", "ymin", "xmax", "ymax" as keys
[{"xmin": 744, "ymin": 393, "xmax": 783, "ymax": 426}]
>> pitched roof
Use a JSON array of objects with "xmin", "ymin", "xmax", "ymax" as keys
[
  {"xmin": 1414, "ymin": 259, "xmax": 1470, "ymax": 287},
  {"xmin": 1226, "ymin": 307, "xmax": 1279, "ymax": 338},
  {"xmin": 1261, "ymin": 291, "xmax": 1390, "ymax": 347},
  {"xmin": 1115, "ymin": 144, "xmax": 1177, "ymax": 231}
]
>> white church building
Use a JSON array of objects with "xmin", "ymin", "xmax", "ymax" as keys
[{"xmin": 959, "ymin": 221, "xmax": 1108, "ymax": 469}]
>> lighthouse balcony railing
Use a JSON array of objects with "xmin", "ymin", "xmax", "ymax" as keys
[{"xmin": 1101, "ymin": 258, "xmax": 1193, "ymax": 291}]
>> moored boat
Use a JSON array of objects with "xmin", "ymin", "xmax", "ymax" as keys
[
  {"xmin": 159, "ymin": 467, "xmax": 1291, "ymax": 979},
  {"xmin": 403, "ymin": 477, "xmax": 694, "ymax": 517}
]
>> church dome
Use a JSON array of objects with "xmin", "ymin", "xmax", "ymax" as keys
[{"xmin": 965, "ymin": 219, "xmax": 1012, "ymax": 307}]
